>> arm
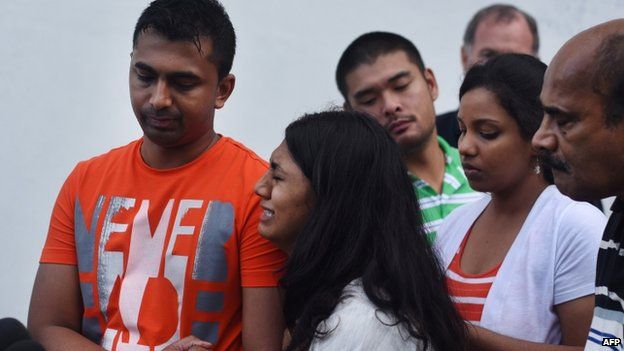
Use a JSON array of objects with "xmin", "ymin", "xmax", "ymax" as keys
[
  {"xmin": 28, "ymin": 263, "xmax": 105, "ymax": 351},
  {"xmin": 242, "ymin": 287, "xmax": 285, "ymax": 351},
  {"xmin": 469, "ymin": 295, "xmax": 594, "ymax": 351}
]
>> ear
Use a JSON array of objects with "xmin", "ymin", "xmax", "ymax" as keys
[
  {"xmin": 423, "ymin": 68, "xmax": 439, "ymax": 101},
  {"xmin": 461, "ymin": 46, "xmax": 469, "ymax": 72},
  {"xmin": 215, "ymin": 74, "xmax": 236, "ymax": 109}
]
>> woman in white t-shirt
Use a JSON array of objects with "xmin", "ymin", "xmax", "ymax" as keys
[
  {"xmin": 254, "ymin": 110, "xmax": 468, "ymax": 351},
  {"xmin": 437, "ymin": 53, "xmax": 606, "ymax": 350}
]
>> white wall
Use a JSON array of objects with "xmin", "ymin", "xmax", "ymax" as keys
[{"xmin": 0, "ymin": 0, "xmax": 621, "ymax": 323}]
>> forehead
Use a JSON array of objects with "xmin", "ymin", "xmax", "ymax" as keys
[
  {"xmin": 344, "ymin": 51, "xmax": 422, "ymax": 94},
  {"xmin": 472, "ymin": 15, "xmax": 534, "ymax": 53},
  {"xmin": 459, "ymin": 88, "xmax": 515, "ymax": 124},
  {"xmin": 541, "ymin": 49, "xmax": 603, "ymax": 114},
  {"xmin": 271, "ymin": 141, "xmax": 298, "ymax": 169},
  {"xmin": 132, "ymin": 30, "xmax": 215, "ymax": 72}
]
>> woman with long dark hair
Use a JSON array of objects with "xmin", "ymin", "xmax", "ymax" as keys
[
  {"xmin": 254, "ymin": 110, "xmax": 467, "ymax": 350},
  {"xmin": 437, "ymin": 53, "xmax": 605, "ymax": 350}
]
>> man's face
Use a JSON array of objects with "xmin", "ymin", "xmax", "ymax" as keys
[
  {"xmin": 129, "ymin": 29, "xmax": 234, "ymax": 148},
  {"xmin": 344, "ymin": 50, "xmax": 439, "ymax": 152},
  {"xmin": 532, "ymin": 58, "xmax": 624, "ymax": 201},
  {"xmin": 462, "ymin": 15, "xmax": 535, "ymax": 71}
]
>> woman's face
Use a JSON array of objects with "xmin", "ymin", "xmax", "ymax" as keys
[
  {"xmin": 254, "ymin": 141, "xmax": 314, "ymax": 254},
  {"xmin": 458, "ymin": 88, "xmax": 536, "ymax": 193}
]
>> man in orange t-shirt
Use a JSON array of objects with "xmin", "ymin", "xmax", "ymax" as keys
[{"xmin": 27, "ymin": 1, "xmax": 286, "ymax": 350}]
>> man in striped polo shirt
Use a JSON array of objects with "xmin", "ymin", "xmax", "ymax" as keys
[
  {"xmin": 532, "ymin": 19, "xmax": 624, "ymax": 350},
  {"xmin": 336, "ymin": 32, "xmax": 482, "ymax": 243}
]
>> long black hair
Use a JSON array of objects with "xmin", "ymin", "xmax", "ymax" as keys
[{"xmin": 281, "ymin": 110, "xmax": 467, "ymax": 351}]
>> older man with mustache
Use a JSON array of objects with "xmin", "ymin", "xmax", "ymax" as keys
[{"xmin": 533, "ymin": 19, "xmax": 624, "ymax": 349}]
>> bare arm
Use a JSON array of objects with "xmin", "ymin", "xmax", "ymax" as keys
[
  {"xmin": 28, "ymin": 263, "xmax": 105, "ymax": 351},
  {"xmin": 242, "ymin": 287, "xmax": 285, "ymax": 351},
  {"xmin": 469, "ymin": 295, "xmax": 593, "ymax": 351}
]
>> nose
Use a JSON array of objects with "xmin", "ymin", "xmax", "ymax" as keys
[
  {"xmin": 149, "ymin": 80, "xmax": 173, "ymax": 110},
  {"xmin": 458, "ymin": 129, "xmax": 477, "ymax": 158},
  {"xmin": 532, "ymin": 116, "xmax": 558, "ymax": 152},
  {"xmin": 254, "ymin": 171, "xmax": 271, "ymax": 199},
  {"xmin": 381, "ymin": 93, "xmax": 402, "ymax": 118}
]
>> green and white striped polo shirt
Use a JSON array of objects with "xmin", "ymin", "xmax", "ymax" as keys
[{"xmin": 409, "ymin": 137, "xmax": 482, "ymax": 244}]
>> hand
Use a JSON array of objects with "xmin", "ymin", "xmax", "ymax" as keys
[{"xmin": 163, "ymin": 335, "xmax": 213, "ymax": 351}]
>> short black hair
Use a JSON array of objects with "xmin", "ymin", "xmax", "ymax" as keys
[
  {"xmin": 463, "ymin": 4, "xmax": 539, "ymax": 54},
  {"xmin": 133, "ymin": 0, "xmax": 236, "ymax": 80},
  {"xmin": 592, "ymin": 33, "xmax": 624, "ymax": 126},
  {"xmin": 460, "ymin": 53, "xmax": 552, "ymax": 183},
  {"xmin": 336, "ymin": 32, "xmax": 426, "ymax": 100}
]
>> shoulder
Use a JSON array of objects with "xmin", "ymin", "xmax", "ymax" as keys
[
  {"xmin": 218, "ymin": 137, "xmax": 268, "ymax": 174},
  {"xmin": 69, "ymin": 140, "xmax": 140, "ymax": 180},
  {"xmin": 539, "ymin": 186, "xmax": 606, "ymax": 235},
  {"xmin": 311, "ymin": 281, "xmax": 424, "ymax": 350}
]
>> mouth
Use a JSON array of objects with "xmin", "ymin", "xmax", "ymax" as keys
[
  {"xmin": 144, "ymin": 115, "xmax": 179, "ymax": 129},
  {"xmin": 260, "ymin": 206, "xmax": 275, "ymax": 222},
  {"xmin": 388, "ymin": 119, "xmax": 413, "ymax": 135},
  {"xmin": 461, "ymin": 163, "xmax": 482, "ymax": 177}
]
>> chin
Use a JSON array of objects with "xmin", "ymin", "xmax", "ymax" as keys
[
  {"xmin": 553, "ymin": 178, "xmax": 598, "ymax": 202},
  {"xmin": 397, "ymin": 135, "xmax": 428, "ymax": 152},
  {"xmin": 257, "ymin": 225, "xmax": 273, "ymax": 241}
]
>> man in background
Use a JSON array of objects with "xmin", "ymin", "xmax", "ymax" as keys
[
  {"xmin": 336, "ymin": 32, "xmax": 481, "ymax": 243},
  {"xmin": 437, "ymin": 4, "xmax": 539, "ymax": 147}
]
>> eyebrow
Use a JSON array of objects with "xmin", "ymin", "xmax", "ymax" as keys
[
  {"xmin": 352, "ymin": 71, "xmax": 411, "ymax": 101},
  {"xmin": 269, "ymin": 161, "xmax": 283, "ymax": 172},
  {"xmin": 134, "ymin": 62, "xmax": 201, "ymax": 80},
  {"xmin": 541, "ymin": 104, "xmax": 564, "ymax": 117},
  {"xmin": 457, "ymin": 115, "xmax": 501, "ymax": 126}
]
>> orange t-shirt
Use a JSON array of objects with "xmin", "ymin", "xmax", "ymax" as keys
[{"xmin": 41, "ymin": 137, "xmax": 287, "ymax": 351}]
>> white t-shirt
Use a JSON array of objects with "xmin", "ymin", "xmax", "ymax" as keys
[{"xmin": 309, "ymin": 279, "xmax": 427, "ymax": 350}]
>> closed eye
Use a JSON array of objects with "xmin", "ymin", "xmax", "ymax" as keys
[
  {"xmin": 136, "ymin": 71, "xmax": 154, "ymax": 83},
  {"xmin": 358, "ymin": 97, "xmax": 376, "ymax": 106},
  {"xmin": 394, "ymin": 84, "xmax": 408, "ymax": 92},
  {"xmin": 172, "ymin": 80, "xmax": 198, "ymax": 91},
  {"xmin": 480, "ymin": 131, "xmax": 499, "ymax": 140}
]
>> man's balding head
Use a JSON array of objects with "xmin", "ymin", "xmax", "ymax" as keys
[
  {"xmin": 533, "ymin": 19, "xmax": 624, "ymax": 201},
  {"xmin": 461, "ymin": 4, "xmax": 538, "ymax": 71}
]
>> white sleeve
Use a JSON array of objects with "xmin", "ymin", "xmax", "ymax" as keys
[{"xmin": 553, "ymin": 201, "xmax": 606, "ymax": 305}]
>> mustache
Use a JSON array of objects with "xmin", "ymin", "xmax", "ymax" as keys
[
  {"xmin": 538, "ymin": 150, "xmax": 570, "ymax": 173},
  {"xmin": 140, "ymin": 106, "xmax": 181, "ymax": 119}
]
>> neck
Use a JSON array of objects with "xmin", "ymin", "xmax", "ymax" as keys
[
  {"xmin": 140, "ymin": 131, "xmax": 219, "ymax": 169},
  {"xmin": 403, "ymin": 135, "xmax": 446, "ymax": 192},
  {"xmin": 489, "ymin": 174, "xmax": 549, "ymax": 216}
]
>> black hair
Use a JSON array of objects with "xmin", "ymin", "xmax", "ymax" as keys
[
  {"xmin": 133, "ymin": 0, "xmax": 236, "ymax": 80},
  {"xmin": 336, "ymin": 32, "xmax": 426, "ymax": 100},
  {"xmin": 460, "ymin": 53, "xmax": 552, "ymax": 183},
  {"xmin": 463, "ymin": 4, "xmax": 539, "ymax": 54},
  {"xmin": 281, "ymin": 110, "xmax": 467, "ymax": 351},
  {"xmin": 592, "ymin": 33, "xmax": 624, "ymax": 126}
]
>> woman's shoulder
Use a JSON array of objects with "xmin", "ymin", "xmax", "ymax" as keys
[
  {"xmin": 536, "ymin": 186, "xmax": 606, "ymax": 232},
  {"xmin": 310, "ymin": 280, "xmax": 426, "ymax": 350}
]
